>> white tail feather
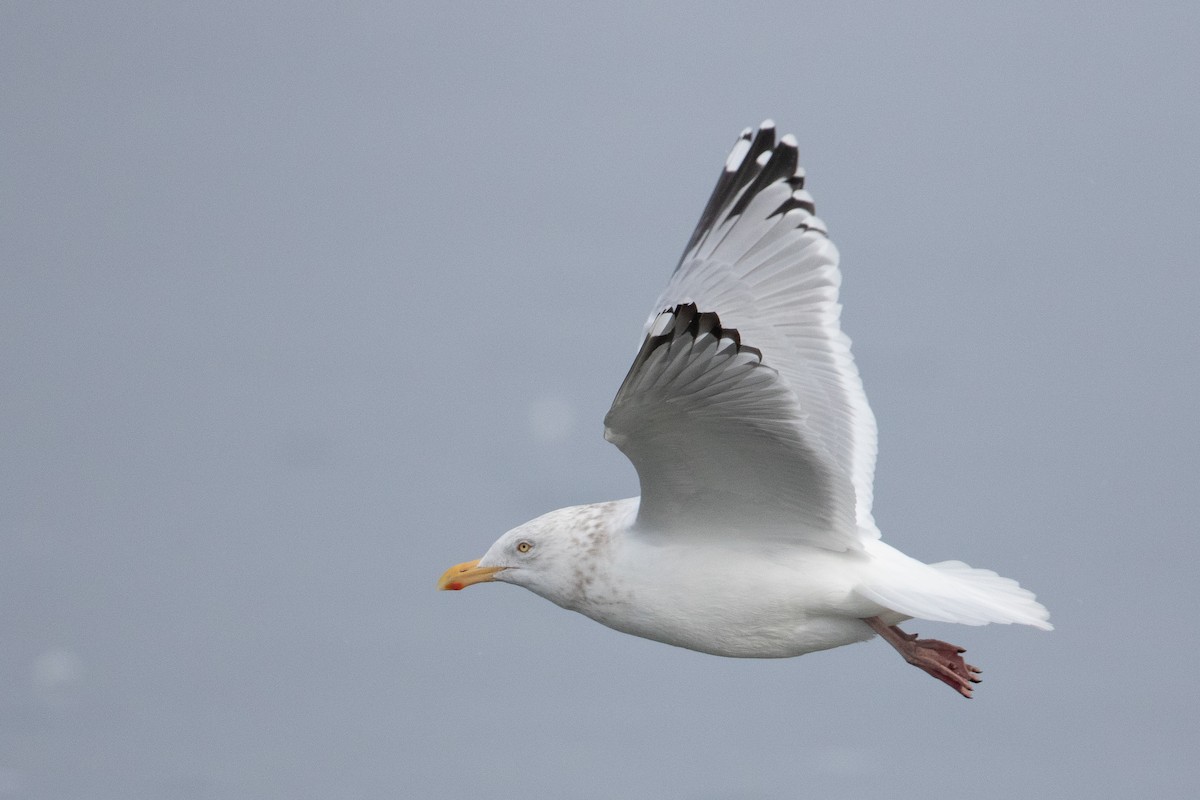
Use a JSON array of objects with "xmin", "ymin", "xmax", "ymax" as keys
[{"xmin": 858, "ymin": 560, "xmax": 1053, "ymax": 631}]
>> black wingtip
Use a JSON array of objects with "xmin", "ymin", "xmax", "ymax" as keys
[{"xmin": 677, "ymin": 123, "xmax": 819, "ymax": 267}]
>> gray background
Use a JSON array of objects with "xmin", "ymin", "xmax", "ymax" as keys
[{"xmin": 3, "ymin": 3, "xmax": 1197, "ymax": 798}]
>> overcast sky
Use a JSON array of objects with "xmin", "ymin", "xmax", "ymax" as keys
[{"xmin": 3, "ymin": 3, "xmax": 1198, "ymax": 799}]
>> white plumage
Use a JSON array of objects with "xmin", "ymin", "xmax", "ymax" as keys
[{"xmin": 440, "ymin": 122, "xmax": 1050, "ymax": 698}]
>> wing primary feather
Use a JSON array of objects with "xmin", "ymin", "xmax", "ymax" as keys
[
  {"xmin": 730, "ymin": 138, "xmax": 800, "ymax": 219},
  {"xmin": 678, "ymin": 126, "xmax": 778, "ymax": 267}
]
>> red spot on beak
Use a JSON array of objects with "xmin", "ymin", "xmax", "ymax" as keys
[{"xmin": 447, "ymin": 581, "xmax": 464, "ymax": 591}]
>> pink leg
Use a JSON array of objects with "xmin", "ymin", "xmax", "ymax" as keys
[{"xmin": 864, "ymin": 617, "xmax": 982, "ymax": 699}]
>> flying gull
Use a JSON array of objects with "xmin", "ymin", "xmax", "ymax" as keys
[{"xmin": 439, "ymin": 121, "xmax": 1051, "ymax": 698}]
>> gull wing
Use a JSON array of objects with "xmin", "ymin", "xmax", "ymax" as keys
[
  {"xmin": 604, "ymin": 122, "xmax": 879, "ymax": 550},
  {"xmin": 604, "ymin": 303, "xmax": 861, "ymax": 551}
]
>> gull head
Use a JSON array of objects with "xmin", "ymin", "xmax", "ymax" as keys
[{"xmin": 437, "ymin": 502, "xmax": 626, "ymax": 609}]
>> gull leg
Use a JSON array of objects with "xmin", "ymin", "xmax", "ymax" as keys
[{"xmin": 864, "ymin": 616, "xmax": 982, "ymax": 699}]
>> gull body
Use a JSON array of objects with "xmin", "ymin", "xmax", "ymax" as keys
[
  {"xmin": 475, "ymin": 499, "xmax": 896, "ymax": 658},
  {"xmin": 440, "ymin": 122, "xmax": 1050, "ymax": 696}
]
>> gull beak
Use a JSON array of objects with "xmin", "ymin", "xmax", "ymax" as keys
[{"xmin": 438, "ymin": 559, "xmax": 505, "ymax": 591}]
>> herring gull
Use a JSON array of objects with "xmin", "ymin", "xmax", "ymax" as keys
[{"xmin": 438, "ymin": 122, "xmax": 1051, "ymax": 698}]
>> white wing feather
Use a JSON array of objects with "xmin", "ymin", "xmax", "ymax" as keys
[
  {"xmin": 604, "ymin": 123, "xmax": 880, "ymax": 550},
  {"xmin": 650, "ymin": 122, "xmax": 879, "ymax": 535}
]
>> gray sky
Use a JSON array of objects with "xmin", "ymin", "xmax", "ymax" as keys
[{"xmin": 3, "ymin": 3, "xmax": 1198, "ymax": 798}]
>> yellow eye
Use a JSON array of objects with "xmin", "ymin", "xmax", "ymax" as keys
[{"xmin": 516, "ymin": 541, "xmax": 533, "ymax": 553}]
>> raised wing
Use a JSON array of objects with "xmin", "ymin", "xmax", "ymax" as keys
[
  {"xmin": 604, "ymin": 303, "xmax": 861, "ymax": 551},
  {"xmin": 648, "ymin": 122, "xmax": 879, "ymax": 534}
]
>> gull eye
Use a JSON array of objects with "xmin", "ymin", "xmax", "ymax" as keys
[{"xmin": 516, "ymin": 540, "xmax": 533, "ymax": 554}]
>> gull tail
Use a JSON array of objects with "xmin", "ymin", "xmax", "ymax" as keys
[{"xmin": 858, "ymin": 559, "xmax": 1053, "ymax": 631}]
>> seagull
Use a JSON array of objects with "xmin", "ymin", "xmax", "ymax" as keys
[{"xmin": 438, "ymin": 121, "xmax": 1051, "ymax": 698}]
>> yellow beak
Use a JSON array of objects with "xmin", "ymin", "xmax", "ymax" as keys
[{"xmin": 437, "ymin": 559, "xmax": 505, "ymax": 591}]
